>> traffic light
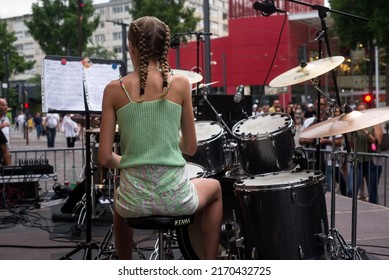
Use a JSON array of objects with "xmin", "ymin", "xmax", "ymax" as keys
[
  {"xmin": 23, "ymin": 102, "xmax": 29, "ymax": 110},
  {"xmin": 362, "ymin": 92, "xmax": 373, "ymax": 105},
  {"xmin": 78, "ymin": 0, "xmax": 85, "ymax": 8}
]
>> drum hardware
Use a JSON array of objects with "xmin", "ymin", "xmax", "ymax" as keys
[
  {"xmin": 300, "ymin": 104, "xmax": 389, "ymax": 259},
  {"xmin": 224, "ymin": 139, "xmax": 250, "ymax": 179},
  {"xmin": 197, "ymin": 89, "xmax": 249, "ymax": 177}
]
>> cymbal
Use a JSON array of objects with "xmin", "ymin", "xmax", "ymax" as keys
[
  {"xmin": 193, "ymin": 81, "xmax": 220, "ymax": 91},
  {"xmin": 171, "ymin": 69, "xmax": 203, "ymax": 84},
  {"xmin": 71, "ymin": 114, "xmax": 100, "ymax": 127},
  {"xmin": 86, "ymin": 124, "xmax": 119, "ymax": 134},
  {"xmin": 299, "ymin": 107, "xmax": 389, "ymax": 138},
  {"xmin": 269, "ymin": 56, "xmax": 345, "ymax": 87}
]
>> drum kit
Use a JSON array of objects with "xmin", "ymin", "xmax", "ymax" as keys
[
  {"xmin": 73, "ymin": 65, "xmax": 389, "ymax": 260},
  {"xmin": 175, "ymin": 60, "xmax": 389, "ymax": 260}
]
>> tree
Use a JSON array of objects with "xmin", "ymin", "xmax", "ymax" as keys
[
  {"xmin": 25, "ymin": 0, "xmax": 99, "ymax": 57},
  {"xmin": 329, "ymin": 0, "xmax": 389, "ymax": 104},
  {"xmin": 0, "ymin": 20, "xmax": 34, "ymax": 103},
  {"xmin": 130, "ymin": 0, "xmax": 200, "ymax": 39}
]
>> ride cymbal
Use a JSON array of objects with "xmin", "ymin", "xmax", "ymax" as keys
[
  {"xmin": 299, "ymin": 106, "xmax": 389, "ymax": 138},
  {"xmin": 171, "ymin": 69, "xmax": 203, "ymax": 84},
  {"xmin": 269, "ymin": 56, "xmax": 345, "ymax": 87}
]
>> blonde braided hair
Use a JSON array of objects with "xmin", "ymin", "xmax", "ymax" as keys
[{"xmin": 128, "ymin": 16, "xmax": 171, "ymax": 98}]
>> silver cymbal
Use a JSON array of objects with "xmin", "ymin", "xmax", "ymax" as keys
[
  {"xmin": 171, "ymin": 69, "xmax": 203, "ymax": 84},
  {"xmin": 299, "ymin": 107, "xmax": 389, "ymax": 138},
  {"xmin": 269, "ymin": 56, "xmax": 345, "ymax": 87}
]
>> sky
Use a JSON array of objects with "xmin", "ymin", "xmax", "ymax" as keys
[
  {"xmin": 1, "ymin": 0, "xmax": 331, "ymax": 19},
  {"xmin": 0, "ymin": 0, "xmax": 108, "ymax": 18}
]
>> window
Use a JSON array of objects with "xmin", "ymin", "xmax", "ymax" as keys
[
  {"xmin": 113, "ymin": 46, "xmax": 122, "ymax": 53},
  {"xmin": 95, "ymin": 34, "xmax": 105, "ymax": 43},
  {"xmin": 112, "ymin": 6, "xmax": 124, "ymax": 13},
  {"xmin": 113, "ymin": 32, "xmax": 122, "ymax": 41}
]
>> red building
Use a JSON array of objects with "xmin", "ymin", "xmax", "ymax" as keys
[{"xmin": 168, "ymin": 0, "xmax": 336, "ymax": 107}]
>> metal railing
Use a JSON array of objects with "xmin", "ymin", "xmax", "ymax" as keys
[
  {"xmin": 9, "ymin": 147, "xmax": 86, "ymax": 193},
  {"xmin": 302, "ymin": 147, "xmax": 388, "ymax": 207}
]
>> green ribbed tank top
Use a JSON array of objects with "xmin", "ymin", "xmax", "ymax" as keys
[{"xmin": 117, "ymin": 99, "xmax": 186, "ymax": 168}]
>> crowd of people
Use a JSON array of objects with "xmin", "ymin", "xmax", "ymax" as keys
[{"xmin": 0, "ymin": 100, "xmax": 81, "ymax": 157}]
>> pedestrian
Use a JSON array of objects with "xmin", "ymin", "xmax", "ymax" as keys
[
  {"xmin": 61, "ymin": 114, "xmax": 79, "ymax": 148},
  {"xmin": 0, "ymin": 98, "xmax": 11, "ymax": 148},
  {"xmin": 98, "ymin": 16, "xmax": 222, "ymax": 260},
  {"xmin": 0, "ymin": 128, "xmax": 11, "ymax": 166},
  {"xmin": 44, "ymin": 112, "xmax": 60, "ymax": 148},
  {"xmin": 33, "ymin": 112, "xmax": 43, "ymax": 139}
]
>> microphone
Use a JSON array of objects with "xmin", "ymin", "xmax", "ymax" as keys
[
  {"xmin": 170, "ymin": 36, "xmax": 180, "ymax": 49},
  {"xmin": 253, "ymin": 0, "xmax": 286, "ymax": 16},
  {"xmin": 234, "ymin": 85, "xmax": 244, "ymax": 103}
]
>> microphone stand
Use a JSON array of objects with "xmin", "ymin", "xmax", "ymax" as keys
[{"xmin": 188, "ymin": 31, "xmax": 212, "ymax": 120}]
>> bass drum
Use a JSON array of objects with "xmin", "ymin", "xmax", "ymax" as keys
[
  {"xmin": 177, "ymin": 177, "xmax": 242, "ymax": 259},
  {"xmin": 234, "ymin": 170, "xmax": 329, "ymax": 260},
  {"xmin": 232, "ymin": 113, "xmax": 295, "ymax": 175},
  {"xmin": 183, "ymin": 121, "xmax": 227, "ymax": 176}
]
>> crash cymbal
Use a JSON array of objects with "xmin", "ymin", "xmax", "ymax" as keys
[
  {"xmin": 269, "ymin": 56, "xmax": 345, "ymax": 87},
  {"xmin": 171, "ymin": 69, "xmax": 203, "ymax": 84},
  {"xmin": 193, "ymin": 81, "xmax": 220, "ymax": 91},
  {"xmin": 71, "ymin": 114, "xmax": 100, "ymax": 127},
  {"xmin": 299, "ymin": 106, "xmax": 389, "ymax": 138}
]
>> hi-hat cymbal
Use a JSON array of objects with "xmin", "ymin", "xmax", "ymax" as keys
[
  {"xmin": 269, "ymin": 56, "xmax": 345, "ymax": 87},
  {"xmin": 171, "ymin": 69, "xmax": 203, "ymax": 84},
  {"xmin": 192, "ymin": 81, "xmax": 220, "ymax": 91},
  {"xmin": 299, "ymin": 107, "xmax": 389, "ymax": 138}
]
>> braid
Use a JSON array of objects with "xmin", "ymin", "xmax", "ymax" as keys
[
  {"xmin": 128, "ymin": 17, "xmax": 172, "ymax": 99},
  {"xmin": 130, "ymin": 22, "xmax": 148, "ymax": 97},
  {"xmin": 159, "ymin": 22, "xmax": 171, "ymax": 98}
]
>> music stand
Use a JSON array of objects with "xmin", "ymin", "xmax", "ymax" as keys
[{"xmin": 42, "ymin": 55, "xmax": 125, "ymax": 259}]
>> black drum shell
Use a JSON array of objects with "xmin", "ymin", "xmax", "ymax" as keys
[
  {"xmin": 234, "ymin": 170, "xmax": 329, "ymax": 260},
  {"xmin": 233, "ymin": 113, "xmax": 295, "ymax": 175}
]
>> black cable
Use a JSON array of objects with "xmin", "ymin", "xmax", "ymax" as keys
[{"xmin": 257, "ymin": 13, "xmax": 288, "ymax": 105}]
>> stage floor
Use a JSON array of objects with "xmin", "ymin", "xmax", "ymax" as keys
[{"xmin": 0, "ymin": 192, "xmax": 388, "ymax": 260}]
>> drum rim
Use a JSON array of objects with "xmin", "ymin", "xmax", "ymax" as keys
[
  {"xmin": 195, "ymin": 121, "xmax": 224, "ymax": 143},
  {"xmin": 232, "ymin": 113, "xmax": 293, "ymax": 139},
  {"xmin": 234, "ymin": 170, "xmax": 324, "ymax": 191}
]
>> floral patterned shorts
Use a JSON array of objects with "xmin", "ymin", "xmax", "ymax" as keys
[{"xmin": 115, "ymin": 165, "xmax": 199, "ymax": 218}]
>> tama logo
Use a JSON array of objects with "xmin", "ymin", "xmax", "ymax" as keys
[{"xmin": 175, "ymin": 218, "xmax": 191, "ymax": 226}]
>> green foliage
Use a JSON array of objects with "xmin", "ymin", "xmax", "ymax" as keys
[
  {"xmin": 25, "ymin": 0, "xmax": 100, "ymax": 57},
  {"xmin": 0, "ymin": 20, "xmax": 34, "ymax": 82},
  {"xmin": 329, "ymin": 0, "xmax": 389, "ymax": 61},
  {"xmin": 130, "ymin": 0, "xmax": 200, "ymax": 38}
]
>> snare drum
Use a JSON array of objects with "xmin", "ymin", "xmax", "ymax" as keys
[
  {"xmin": 232, "ymin": 113, "xmax": 295, "ymax": 175},
  {"xmin": 183, "ymin": 121, "xmax": 227, "ymax": 176},
  {"xmin": 234, "ymin": 170, "xmax": 329, "ymax": 260},
  {"xmin": 185, "ymin": 162, "xmax": 205, "ymax": 179}
]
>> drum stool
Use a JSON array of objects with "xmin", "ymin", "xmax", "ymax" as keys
[{"xmin": 127, "ymin": 215, "xmax": 194, "ymax": 260}]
